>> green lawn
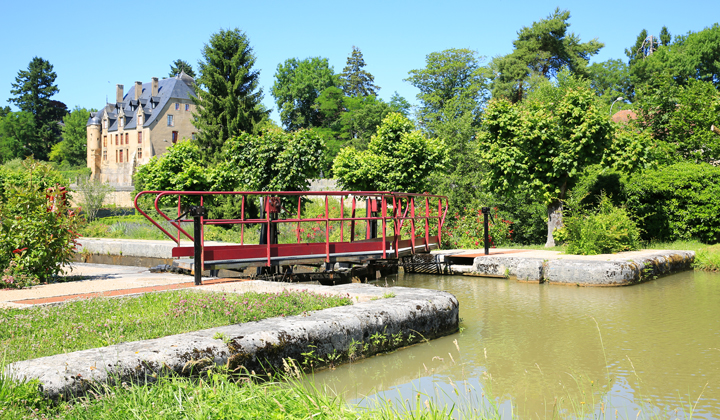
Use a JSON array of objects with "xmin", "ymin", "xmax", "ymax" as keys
[{"xmin": 0, "ymin": 289, "xmax": 351, "ymax": 364}]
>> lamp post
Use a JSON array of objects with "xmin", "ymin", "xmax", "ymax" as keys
[{"xmin": 610, "ymin": 97, "xmax": 624, "ymax": 116}]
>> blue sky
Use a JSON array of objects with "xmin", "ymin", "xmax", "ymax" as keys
[{"xmin": 1, "ymin": 0, "xmax": 718, "ymax": 124}]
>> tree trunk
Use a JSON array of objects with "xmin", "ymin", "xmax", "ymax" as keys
[{"xmin": 545, "ymin": 199, "xmax": 563, "ymax": 247}]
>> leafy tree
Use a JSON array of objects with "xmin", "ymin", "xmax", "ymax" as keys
[
  {"xmin": 587, "ymin": 59, "xmax": 632, "ymax": 106},
  {"xmin": 193, "ymin": 28, "xmax": 269, "ymax": 159},
  {"xmin": 480, "ymin": 82, "xmax": 613, "ymax": 246},
  {"xmin": 49, "ymin": 107, "xmax": 91, "ymax": 167},
  {"xmin": 8, "ymin": 57, "xmax": 66, "ymax": 160},
  {"xmin": 271, "ymin": 57, "xmax": 337, "ymax": 131},
  {"xmin": 339, "ymin": 46, "xmax": 379, "ymax": 97},
  {"xmin": 389, "ymin": 92, "xmax": 412, "ymax": 117},
  {"xmin": 405, "ymin": 48, "xmax": 488, "ymax": 136},
  {"xmin": 333, "ymin": 113, "xmax": 446, "ymax": 193},
  {"xmin": 630, "ymin": 24, "xmax": 720, "ymax": 90},
  {"xmin": 134, "ymin": 141, "xmax": 215, "ymax": 194},
  {"xmin": 0, "ymin": 112, "xmax": 36, "ymax": 163},
  {"xmin": 169, "ymin": 59, "xmax": 196, "ymax": 78},
  {"xmin": 491, "ymin": 8, "xmax": 603, "ymax": 102},
  {"xmin": 0, "ymin": 106, "xmax": 10, "ymax": 118},
  {"xmin": 667, "ymin": 79, "xmax": 720, "ymax": 163},
  {"xmin": 660, "ymin": 26, "xmax": 672, "ymax": 46}
]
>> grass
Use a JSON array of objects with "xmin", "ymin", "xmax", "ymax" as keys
[{"xmin": 0, "ymin": 289, "xmax": 351, "ymax": 364}]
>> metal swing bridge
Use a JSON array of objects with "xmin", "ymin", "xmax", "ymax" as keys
[{"xmin": 134, "ymin": 190, "xmax": 448, "ymax": 285}]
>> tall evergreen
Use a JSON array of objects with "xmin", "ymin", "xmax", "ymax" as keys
[
  {"xmin": 192, "ymin": 28, "xmax": 269, "ymax": 158},
  {"xmin": 339, "ymin": 47, "xmax": 379, "ymax": 97},
  {"xmin": 8, "ymin": 57, "xmax": 65, "ymax": 160},
  {"xmin": 169, "ymin": 59, "xmax": 196, "ymax": 78}
]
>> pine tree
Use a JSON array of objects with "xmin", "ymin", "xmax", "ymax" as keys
[
  {"xmin": 8, "ymin": 57, "xmax": 65, "ymax": 160},
  {"xmin": 339, "ymin": 47, "xmax": 379, "ymax": 97},
  {"xmin": 169, "ymin": 59, "xmax": 196, "ymax": 78},
  {"xmin": 192, "ymin": 28, "xmax": 269, "ymax": 158}
]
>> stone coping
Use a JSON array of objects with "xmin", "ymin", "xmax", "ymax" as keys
[
  {"xmin": 6, "ymin": 282, "xmax": 459, "ymax": 399},
  {"xmin": 434, "ymin": 249, "xmax": 695, "ymax": 285}
]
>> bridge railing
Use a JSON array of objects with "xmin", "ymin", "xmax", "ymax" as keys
[{"xmin": 134, "ymin": 190, "xmax": 448, "ymax": 280}]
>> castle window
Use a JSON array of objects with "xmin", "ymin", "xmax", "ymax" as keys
[
  {"xmin": 138, "ymin": 114, "xmax": 143, "ymax": 125},
  {"xmin": 175, "ymin": 103, "xmax": 180, "ymax": 111},
  {"xmin": 172, "ymin": 131, "xmax": 178, "ymax": 144},
  {"xmin": 137, "ymin": 147, "xmax": 143, "ymax": 159},
  {"xmin": 115, "ymin": 134, "xmax": 118, "ymax": 145},
  {"xmin": 103, "ymin": 136, "xmax": 107, "ymax": 147},
  {"xmin": 103, "ymin": 150, "xmax": 107, "ymax": 161},
  {"xmin": 138, "ymin": 132, "xmax": 142, "ymax": 144},
  {"xmin": 167, "ymin": 115, "xmax": 174, "ymax": 127},
  {"xmin": 125, "ymin": 133, "xmax": 129, "ymax": 144},
  {"xmin": 185, "ymin": 104, "xmax": 190, "ymax": 111},
  {"xmin": 120, "ymin": 150, "xmax": 123, "ymax": 163},
  {"xmin": 103, "ymin": 119, "xmax": 107, "ymax": 129},
  {"xmin": 115, "ymin": 150, "xmax": 118, "ymax": 162},
  {"xmin": 119, "ymin": 118, "xmax": 124, "ymax": 129}
]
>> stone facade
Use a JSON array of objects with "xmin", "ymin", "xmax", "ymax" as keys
[{"xmin": 86, "ymin": 72, "xmax": 197, "ymax": 186}]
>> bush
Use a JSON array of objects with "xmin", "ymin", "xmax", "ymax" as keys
[
  {"xmin": 76, "ymin": 175, "xmax": 114, "ymax": 221},
  {"xmin": 0, "ymin": 159, "xmax": 83, "ymax": 288},
  {"xmin": 443, "ymin": 206, "xmax": 513, "ymax": 249},
  {"xmin": 625, "ymin": 162, "xmax": 720, "ymax": 244},
  {"xmin": 562, "ymin": 193, "xmax": 641, "ymax": 255}
]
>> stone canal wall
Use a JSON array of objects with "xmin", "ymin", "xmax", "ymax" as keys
[{"xmin": 6, "ymin": 282, "xmax": 459, "ymax": 399}]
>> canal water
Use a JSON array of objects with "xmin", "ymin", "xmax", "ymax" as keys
[{"xmin": 313, "ymin": 271, "xmax": 720, "ymax": 419}]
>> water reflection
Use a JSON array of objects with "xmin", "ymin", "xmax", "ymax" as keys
[{"xmin": 313, "ymin": 271, "xmax": 720, "ymax": 418}]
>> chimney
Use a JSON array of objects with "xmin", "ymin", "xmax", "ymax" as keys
[
  {"xmin": 134, "ymin": 81, "xmax": 142, "ymax": 100},
  {"xmin": 151, "ymin": 77, "xmax": 158, "ymax": 96},
  {"xmin": 116, "ymin": 84, "xmax": 124, "ymax": 103}
]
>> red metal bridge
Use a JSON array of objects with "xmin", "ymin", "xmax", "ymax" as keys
[{"xmin": 134, "ymin": 190, "xmax": 448, "ymax": 284}]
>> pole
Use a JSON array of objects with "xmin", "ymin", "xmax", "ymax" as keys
[
  {"xmin": 190, "ymin": 205, "xmax": 206, "ymax": 286},
  {"xmin": 482, "ymin": 207, "xmax": 490, "ymax": 256}
]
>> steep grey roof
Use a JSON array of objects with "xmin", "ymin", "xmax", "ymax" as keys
[{"xmin": 88, "ymin": 73, "xmax": 195, "ymax": 129}]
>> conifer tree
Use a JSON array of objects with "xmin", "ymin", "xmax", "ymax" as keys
[
  {"xmin": 339, "ymin": 47, "xmax": 380, "ymax": 97},
  {"xmin": 169, "ymin": 59, "xmax": 196, "ymax": 78},
  {"xmin": 192, "ymin": 28, "xmax": 269, "ymax": 159},
  {"xmin": 8, "ymin": 57, "xmax": 65, "ymax": 160}
]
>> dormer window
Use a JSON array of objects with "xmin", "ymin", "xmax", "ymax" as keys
[
  {"xmin": 119, "ymin": 117, "xmax": 124, "ymax": 129},
  {"xmin": 103, "ymin": 119, "xmax": 108, "ymax": 130},
  {"xmin": 138, "ymin": 114, "xmax": 143, "ymax": 125}
]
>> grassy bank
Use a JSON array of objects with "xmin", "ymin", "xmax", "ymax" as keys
[{"xmin": 0, "ymin": 290, "xmax": 351, "ymax": 364}]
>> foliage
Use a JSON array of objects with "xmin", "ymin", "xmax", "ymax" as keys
[
  {"xmin": 168, "ymin": 58, "xmax": 195, "ymax": 78},
  {"xmin": 133, "ymin": 140, "xmax": 215, "ymax": 194},
  {"xmin": 339, "ymin": 46, "xmax": 379, "ymax": 97},
  {"xmin": 443, "ymin": 206, "xmax": 513, "ymax": 249},
  {"xmin": 625, "ymin": 162, "xmax": 720, "ymax": 244},
  {"xmin": 601, "ymin": 123, "xmax": 660, "ymax": 173},
  {"xmin": 0, "ymin": 159, "xmax": 82, "ymax": 287},
  {"xmin": 562, "ymin": 193, "xmax": 641, "ymax": 255},
  {"xmin": 0, "ymin": 289, "xmax": 350, "ymax": 363},
  {"xmin": 193, "ymin": 28, "xmax": 269, "ymax": 158},
  {"xmin": 490, "ymin": 8, "xmax": 603, "ymax": 102},
  {"xmin": 630, "ymin": 23, "xmax": 720, "ymax": 90},
  {"xmin": 389, "ymin": 91, "xmax": 412, "ymax": 117},
  {"xmin": 8, "ymin": 57, "xmax": 66, "ymax": 160},
  {"xmin": 587, "ymin": 59, "xmax": 632, "ymax": 106},
  {"xmin": 76, "ymin": 175, "xmax": 114, "ymax": 222},
  {"xmin": 666, "ymin": 79, "xmax": 720, "ymax": 164},
  {"xmin": 272, "ymin": 57, "xmax": 337, "ymax": 131},
  {"xmin": 405, "ymin": 48, "xmax": 488, "ymax": 137},
  {"xmin": 0, "ymin": 111, "xmax": 35, "ymax": 163},
  {"xmin": 49, "ymin": 107, "xmax": 91, "ymax": 166},
  {"xmin": 333, "ymin": 113, "xmax": 446, "ymax": 193}
]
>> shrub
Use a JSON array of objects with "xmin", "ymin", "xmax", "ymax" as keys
[
  {"xmin": 625, "ymin": 162, "xmax": 720, "ymax": 244},
  {"xmin": 0, "ymin": 159, "xmax": 83, "ymax": 287},
  {"xmin": 563, "ymin": 193, "xmax": 641, "ymax": 255},
  {"xmin": 77, "ymin": 175, "xmax": 114, "ymax": 221},
  {"xmin": 443, "ymin": 206, "xmax": 513, "ymax": 249}
]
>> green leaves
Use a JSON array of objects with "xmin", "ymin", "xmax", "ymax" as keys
[{"xmin": 332, "ymin": 113, "xmax": 447, "ymax": 193}]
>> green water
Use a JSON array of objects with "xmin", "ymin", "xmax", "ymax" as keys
[{"xmin": 313, "ymin": 271, "xmax": 720, "ymax": 419}]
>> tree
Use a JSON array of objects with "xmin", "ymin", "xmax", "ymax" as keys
[
  {"xmin": 333, "ymin": 113, "xmax": 446, "ymax": 193},
  {"xmin": 480, "ymin": 82, "xmax": 613, "ymax": 247},
  {"xmin": 389, "ymin": 92, "xmax": 411, "ymax": 117},
  {"xmin": 667, "ymin": 79, "xmax": 720, "ymax": 163},
  {"xmin": 49, "ymin": 107, "xmax": 91, "ymax": 166},
  {"xmin": 339, "ymin": 46, "xmax": 379, "ymax": 97},
  {"xmin": 491, "ymin": 9, "xmax": 603, "ymax": 102},
  {"xmin": 8, "ymin": 57, "xmax": 65, "ymax": 160},
  {"xmin": 193, "ymin": 28, "xmax": 269, "ymax": 159},
  {"xmin": 0, "ymin": 112, "xmax": 36, "ymax": 163},
  {"xmin": 169, "ymin": 59, "xmax": 196, "ymax": 78},
  {"xmin": 271, "ymin": 57, "xmax": 337, "ymax": 131},
  {"xmin": 587, "ymin": 59, "xmax": 632, "ymax": 106},
  {"xmin": 406, "ymin": 48, "xmax": 488, "ymax": 135}
]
